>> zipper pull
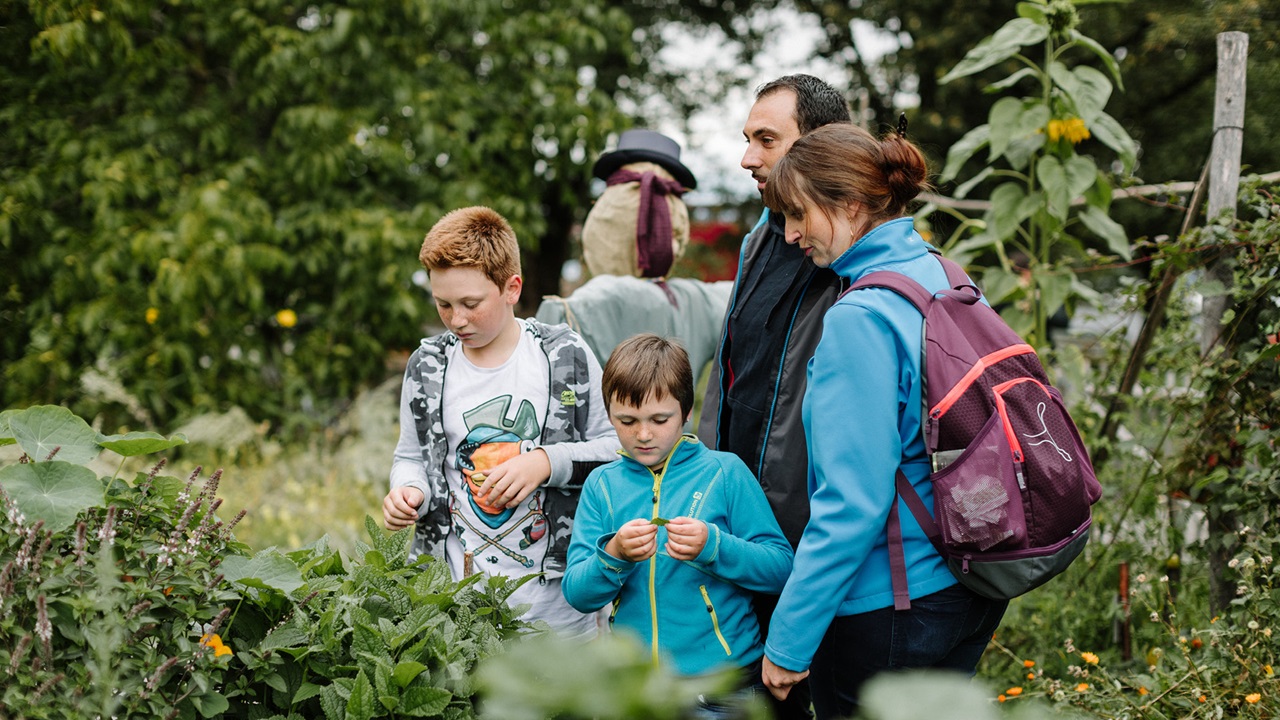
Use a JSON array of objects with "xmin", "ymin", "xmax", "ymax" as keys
[{"xmin": 1015, "ymin": 463, "xmax": 1027, "ymax": 491}]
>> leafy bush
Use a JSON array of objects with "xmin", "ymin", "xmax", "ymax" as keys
[{"xmin": 0, "ymin": 405, "xmax": 527, "ymax": 719}]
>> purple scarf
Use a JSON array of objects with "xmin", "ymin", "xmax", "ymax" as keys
[{"xmin": 605, "ymin": 168, "xmax": 687, "ymax": 279}]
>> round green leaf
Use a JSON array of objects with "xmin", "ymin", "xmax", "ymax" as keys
[
  {"xmin": 0, "ymin": 460, "xmax": 104, "ymax": 532},
  {"xmin": 97, "ymin": 431, "xmax": 189, "ymax": 457},
  {"xmin": 9, "ymin": 405, "xmax": 101, "ymax": 465},
  {"xmin": 0, "ymin": 409, "xmax": 16, "ymax": 447}
]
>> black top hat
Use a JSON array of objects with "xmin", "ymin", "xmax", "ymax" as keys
[{"xmin": 592, "ymin": 129, "xmax": 697, "ymax": 189}]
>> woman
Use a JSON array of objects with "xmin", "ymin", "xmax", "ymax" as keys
[{"xmin": 757, "ymin": 123, "xmax": 1007, "ymax": 718}]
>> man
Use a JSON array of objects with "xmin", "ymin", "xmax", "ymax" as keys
[{"xmin": 698, "ymin": 74, "xmax": 852, "ymax": 719}]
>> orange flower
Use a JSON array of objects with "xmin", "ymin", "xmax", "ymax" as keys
[
  {"xmin": 1191, "ymin": 637, "xmax": 1203, "ymax": 649},
  {"xmin": 1023, "ymin": 659, "xmax": 1036, "ymax": 668},
  {"xmin": 1198, "ymin": 695, "xmax": 1207, "ymax": 703},
  {"xmin": 200, "ymin": 633, "xmax": 233, "ymax": 658},
  {"xmin": 1138, "ymin": 687, "xmax": 1149, "ymax": 696},
  {"xmin": 1076, "ymin": 683, "xmax": 1090, "ymax": 693},
  {"xmin": 998, "ymin": 694, "xmax": 1007, "ymax": 703},
  {"xmin": 1080, "ymin": 651, "xmax": 1099, "ymax": 665},
  {"xmin": 1027, "ymin": 673, "xmax": 1035, "ymax": 680},
  {"xmin": 1246, "ymin": 693, "xmax": 1261, "ymax": 704},
  {"xmin": 163, "ymin": 586, "xmax": 174, "ymax": 596},
  {"xmin": 1006, "ymin": 687, "xmax": 1023, "ymax": 696}
]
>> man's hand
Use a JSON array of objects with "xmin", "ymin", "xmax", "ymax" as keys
[
  {"xmin": 383, "ymin": 486, "xmax": 425, "ymax": 530},
  {"xmin": 605, "ymin": 518, "xmax": 659, "ymax": 562},
  {"xmin": 664, "ymin": 517, "xmax": 708, "ymax": 561},
  {"xmin": 762, "ymin": 656, "xmax": 810, "ymax": 701},
  {"xmin": 477, "ymin": 448, "xmax": 552, "ymax": 509}
]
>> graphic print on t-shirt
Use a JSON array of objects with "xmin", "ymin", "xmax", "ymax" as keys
[{"xmin": 452, "ymin": 395, "xmax": 548, "ymax": 568}]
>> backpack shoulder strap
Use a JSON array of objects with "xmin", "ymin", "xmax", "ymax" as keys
[
  {"xmin": 845, "ymin": 270, "xmax": 933, "ymax": 316},
  {"xmin": 935, "ymin": 255, "xmax": 975, "ymax": 290}
]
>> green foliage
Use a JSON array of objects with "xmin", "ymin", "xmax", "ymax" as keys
[
  {"xmin": 978, "ymin": 179, "xmax": 1280, "ymax": 717},
  {"xmin": 927, "ymin": 0, "xmax": 1137, "ymax": 347},
  {"xmin": 0, "ymin": 0, "xmax": 638, "ymax": 434},
  {"xmin": 0, "ymin": 405, "xmax": 530, "ymax": 718},
  {"xmin": 477, "ymin": 631, "xmax": 745, "ymax": 720}
]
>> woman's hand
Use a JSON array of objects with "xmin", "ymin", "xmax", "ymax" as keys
[{"xmin": 762, "ymin": 656, "xmax": 810, "ymax": 701}]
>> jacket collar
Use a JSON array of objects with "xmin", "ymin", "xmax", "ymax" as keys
[
  {"xmin": 618, "ymin": 434, "xmax": 700, "ymax": 474},
  {"xmin": 829, "ymin": 217, "xmax": 929, "ymax": 282}
]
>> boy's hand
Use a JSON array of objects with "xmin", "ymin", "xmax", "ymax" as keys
[
  {"xmin": 383, "ymin": 487, "xmax": 425, "ymax": 530},
  {"xmin": 663, "ymin": 517, "xmax": 708, "ymax": 561},
  {"xmin": 477, "ymin": 448, "xmax": 551, "ymax": 509},
  {"xmin": 605, "ymin": 519, "xmax": 659, "ymax": 562}
]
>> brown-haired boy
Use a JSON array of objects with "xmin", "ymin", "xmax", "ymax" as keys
[
  {"xmin": 383, "ymin": 206, "xmax": 619, "ymax": 638},
  {"xmin": 562, "ymin": 333, "xmax": 792, "ymax": 709}
]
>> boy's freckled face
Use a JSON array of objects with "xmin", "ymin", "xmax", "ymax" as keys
[
  {"xmin": 608, "ymin": 392, "xmax": 688, "ymax": 472},
  {"xmin": 428, "ymin": 266, "xmax": 519, "ymax": 351}
]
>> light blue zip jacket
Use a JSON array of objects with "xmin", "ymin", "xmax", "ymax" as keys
[
  {"xmin": 765, "ymin": 218, "xmax": 960, "ymax": 673},
  {"xmin": 563, "ymin": 435, "xmax": 793, "ymax": 676}
]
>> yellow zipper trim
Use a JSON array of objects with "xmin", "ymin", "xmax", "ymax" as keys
[
  {"xmin": 700, "ymin": 585, "xmax": 732, "ymax": 656},
  {"xmin": 646, "ymin": 435, "xmax": 691, "ymax": 666}
]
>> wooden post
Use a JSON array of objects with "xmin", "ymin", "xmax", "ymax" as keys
[
  {"xmin": 1200, "ymin": 31, "xmax": 1248, "ymax": 354},
  {"xmin": 1201, "ymin": 31, "xmax": 1249, "ymax": 616}
]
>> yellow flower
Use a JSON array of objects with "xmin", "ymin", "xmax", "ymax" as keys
[
  {"xmin": 200, "ymin": 632, "xmax": 233, "ymax": 657},
  {"xmin": 1080, "ymin": 651, "xmax": 1099, "ymax": 665},
  {"xmin": 145, "ymin": 307, "xmax": 159, "ymax": 324},
  {"xmin": 1046, "ymin": 117, "xmax": 1091, "ymax": 145},
  {"xmin": 1076, "ymin": 683, "xmax": 1090, "ymax": 693},
  {"xmin": 1006, "ymin": 687, "xmax": 1023, "ymax": 696},
  {"xmin": 276, "ymin": 308, "xmax": 298, "ymax": 328},
  {"xmin": 1265, "ymin": 664, "xmax": 1274, "ymax": 677},
  {"xmin": 1246, "ymin": 693, "xmax": 1261, "ymax": 704},
  {"xmin": 1023, "ymin": 659, "xmax": 1036, "ymax": 668}
]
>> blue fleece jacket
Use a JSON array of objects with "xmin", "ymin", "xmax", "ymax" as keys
[
  {"xmin": 764, "ymin": 217, "xmax": 960, "ymax": 673},
  {"xmin": 563, "ymin": 435, "xmax": 793, "ymax": 676}
]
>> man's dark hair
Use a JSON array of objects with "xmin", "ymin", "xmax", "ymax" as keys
[{"xmin": 756, "ymin": 74, "xmax": 852, "ymax": 134}]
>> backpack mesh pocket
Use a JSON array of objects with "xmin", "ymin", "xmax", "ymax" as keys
[{"xmin": 930, "ymin": 411, "xmax": 1027, "ymax": 552}]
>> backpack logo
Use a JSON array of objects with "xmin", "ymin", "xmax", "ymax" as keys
[
  {"xmin": 1023, "ymin": 402, "xmax": 1073, "ymax": 463},
  {"xmin": 849, "ymin": 254, "xmax": 1101, "ymax": 608},
  {"xmin": 560, "ymin": 390, "xmax": 577, "ymax": 406}
]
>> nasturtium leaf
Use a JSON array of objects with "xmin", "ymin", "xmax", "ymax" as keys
[
  {"xmin": 8, "ymin": 405, "xmax": 100, "ymax": 465},
  {"xmin": 220, "ymin": 549, "xmax": 305, "ymax": 594},
  {"xmin": 651, "ymin": 517, "xmax": 670, "ymax": 526},
  {"xmin": 0, "ymin": 461, "xmax": 104, "ymax": 532},
  {"xmin": 0, "ymin": 409, "xmax": 16, "ymax": 446},
  {"xmin": 97, "ymin": 431, "xmax": 188, "ymax": 457}
]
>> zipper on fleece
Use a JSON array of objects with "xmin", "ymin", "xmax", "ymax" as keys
[
  {"xmin": 643, "ymin": 436, "xmax": 689, "ymax": 667},
  {"xmin": 699, "ymin": 585, "xmax": 733, "ymax": 656}
]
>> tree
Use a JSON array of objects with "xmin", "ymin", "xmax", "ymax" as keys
[{"xmin": 0, "ymin": 0, "xmax": 639, "ymax": 431}]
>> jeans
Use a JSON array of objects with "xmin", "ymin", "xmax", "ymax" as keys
[
  {"xmin": 689, "ymin": 658, "xmax": 767, "ymax": 720},
  {"xmin": 808, "ymin": 583, "xmax": 1007, "ymax": 720}
]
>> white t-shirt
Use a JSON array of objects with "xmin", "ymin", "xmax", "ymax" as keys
[{"xmin": 440, "ymin": 321, "xmax": 596, "ymax": 639}]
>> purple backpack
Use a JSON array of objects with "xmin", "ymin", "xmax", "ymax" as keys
[{"xmin": 849, "ymin": 255, "xmax": 1102, "ymax": 609}]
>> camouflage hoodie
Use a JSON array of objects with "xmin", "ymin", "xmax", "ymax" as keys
[{"xmin": 392, "ymin": 319, "xmax": 619, "ymax": 578}]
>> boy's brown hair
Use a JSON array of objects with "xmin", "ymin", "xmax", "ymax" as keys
[
  {"xmin": 419, "ymin": 206, "xmax": 522, "ymax": 289},
  {"xmin": 602, "ymin": 333, "xmax": 694, "ymax": 419}
]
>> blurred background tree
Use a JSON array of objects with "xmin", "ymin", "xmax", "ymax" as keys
[{"xmin": 3, "ymin": 0, "xmax": 1277, "ymax": 437}]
